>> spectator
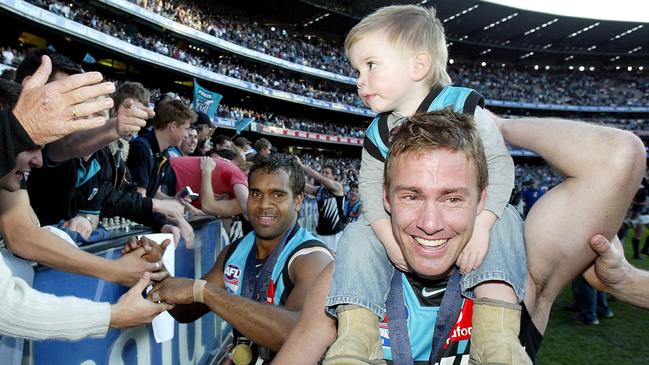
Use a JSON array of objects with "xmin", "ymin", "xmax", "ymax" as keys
[
  {"xmin": 127, "ymin": 99, "xmax": 196, "ymax": 198},
  {"xmin": 254, "ymin": 137, "xmax": 272, "ymax": 157},
  {"xmin": 180, "ymin": 126, "xmax": 199, "ymax": 155}
]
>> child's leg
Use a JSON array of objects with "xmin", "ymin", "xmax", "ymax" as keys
[
  {"xmin": 463, "ymin": 205, "xmax": 532, "ymax": 364},
  {"xmin": 326, "ymin": 216, "xmax": 394, "ymax": 317},
  {"xmin": 324, "ymin": 216, "xmax": 394, "ymax": 364}
]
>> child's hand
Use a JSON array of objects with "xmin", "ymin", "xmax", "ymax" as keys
[
  {"xmin": 385, "ymin": 240, "xmax": 410, "ymax": 272},
  {"xmin": 456, "ymin": 224, "xmax": 490, "ymax": 274},
  {"xmin": 372, "ymin": 218, "xmax": 411, "ymax": 272}
]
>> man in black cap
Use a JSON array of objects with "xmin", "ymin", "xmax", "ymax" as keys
[{"xmin": 193, "ymin": 111, "xmax": 214, "ymax": 156}]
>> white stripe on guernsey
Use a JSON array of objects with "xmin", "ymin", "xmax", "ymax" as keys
[{"xmin": 287, "ymin": 246, "xmax": 334, "ymax": 275}]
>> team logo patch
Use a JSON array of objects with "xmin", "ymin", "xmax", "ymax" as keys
[{"xmin": 224, "ymin": 264, "xmax": 241, "ymax": 285}]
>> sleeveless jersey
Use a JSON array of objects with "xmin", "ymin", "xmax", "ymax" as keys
[
  {"xmin": 381, "ymin": 275, "xmax": 543, "ymax": 364},
  {"xmin": 222, "ymin": 225, "xmax": 325, "ymax": 305},
  {"xmin": 315, "ymin": 186, "xmax": 346, "ymax": 236},
  {"xmin": 364, "ymin": 85, "xmax": 485, "ymax": 163}
]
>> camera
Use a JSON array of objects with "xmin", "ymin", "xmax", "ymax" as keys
[{"xmin": 178, "ymin": 186, "xmax": 199, "ymax": 201}]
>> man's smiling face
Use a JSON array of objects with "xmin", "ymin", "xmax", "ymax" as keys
[{"xmin": 384, "ymin": 149, "xmax": 485, "ymax": 279}]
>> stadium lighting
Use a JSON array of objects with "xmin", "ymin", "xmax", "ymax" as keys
[
  {"xmin": 271, "ymin": 27, "xmax": 275, "ymax": 31},
  {"xmin": 569, "ymin": 66, "xmax": 574, "ymax": 70},
  {"xmin": 482, "ymin": 0, "xmax": 649, "ymax": 22},
  {"xmin": 483, "ymin": 12, "xmax": 519, "ymax": 30},
  {"xmin": 449, "ymin": 58, "xmax": 454, "ymax": 64},
  {"xmin": 640, "ymin": 66, "xmax": 644, "ymax": 71},
  {"xmin": 616, "ymin": 66, "xmax": 621, "ymax": 70},
  {"xmin": 589, "ymin": 66, "xmax": 595, "ymax": 71},
  {"xmin": 481, "ymin": 61, "xmax": 487, "ymax": 66},
  {"xmin": 628, "ymin": 66, "xmax": 633, "ymax": 71},
  {"xmin": 443, "ymin": 5, "xmax": 479, "ymax": 23},
  {"xmin": 501, "ymin": 63, "xmax": 506, "ymax": 67},
  {"xmin": 545, "ymin": 65, "xmax": 550, "ymax": 70},
  {"xmin": 578, "ymin": 66, "xmax": 585, "ymax": 71},
  {"xmin": 534, "ymin": 65, "xmax": 539, "ymax": 70}
]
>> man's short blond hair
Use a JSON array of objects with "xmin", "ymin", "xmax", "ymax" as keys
[
  {"xmin": 345, "ymin": 5, "xmax": 452, "ymax": 87},
  {"xmin": 385, "ymin": 109, "xmax": 488, "ymax": 193}
]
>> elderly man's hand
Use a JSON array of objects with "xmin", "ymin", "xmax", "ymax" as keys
[
  {"xmin": 148, "ymin": 277, "xmax": 196, "ymax": 305},
  {"xmin": 115, "ymin": 98, "xmax": 153, "ymax": 139},
  {"xmin": 12, "ymin": 55, "xmax": 115, "ymax": 145}
]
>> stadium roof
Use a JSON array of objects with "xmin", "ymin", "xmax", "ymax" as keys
[{"xmin": 224, "ymin": 0, "xmax": 649, "ymax": 67}]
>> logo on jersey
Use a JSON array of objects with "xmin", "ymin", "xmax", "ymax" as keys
[
  {"xmin": 444, "ymin": 299, "xmax": 473, "ymax": 349},
  {"xmin": 224, "ymin": 264, "xmax": 241, "ymax": 285},
  {"xmin": 380, "ymin": 304, "xmax": 410, "ymax": 348},
  {"xmin": 422, "ymin": 287, "xmax": 445, "ymax": 298}
]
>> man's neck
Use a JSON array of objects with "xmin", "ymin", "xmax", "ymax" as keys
[
  {"xmin": 254, "ymin": 221, "xmax": 296, "ymax": 259},
  {"xmin": 154, "ymin": 129, "xmax": 171, "ymax": 152}
]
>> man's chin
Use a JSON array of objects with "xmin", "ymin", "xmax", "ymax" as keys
[{"xmin": 406, "ymin": 258, "xmax": 454, "ymax": 280}]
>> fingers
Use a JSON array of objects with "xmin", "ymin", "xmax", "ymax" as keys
[
  {"xmin": 589, "ymin": 234, "xmax": 611, "ymax": 255},
  {"xmin": 68, "ymin": 116, "xmax": 108, "ymax": 135},
  {"xmin": 160, "ymin": 239, "xmax": 172, "ymax": 251},
  {"xmin": 152, "ymin": 302, "xmax": 174, "ymax": 313},
  {"xmin": 23, "ymin": 55, "xmax": 52, "ymax": 89},
  {"xmin": 54, "ymin": 71, "xmax": 106, "ymax": 94},
  {"xmin": 138, "ymin": 237, "xmax": 153, "ymax": 252},
  {"xmin": 121, "ymin": 98, "xmax": 134, "ymax": 109},
  {"xmin": 150, "ymin": 270, "xmax": 170, "ymax": 282},
  {"xmin": 146, "ymin": 260, "xmax": 163, "ymax": 272},
  {"xmin": 132, "ymin": 271, "xmax": 152, "ymax": 294},
  {"xmin": 71, "ymin": 96, "xmax": 114, "ymax": 120}
]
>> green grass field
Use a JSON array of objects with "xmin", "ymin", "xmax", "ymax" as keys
[{"xmin": 535, "ymin": 229, "xmax": 649, "ymax": 364}]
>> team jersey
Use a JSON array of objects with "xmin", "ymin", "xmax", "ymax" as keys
[
  {"xmin": 381, "ymin": 274, "xmax": 542, "ymax": 364},
  {"xmin": 315, "ymin": 186, "xmax": 346, "ymax": 235}
]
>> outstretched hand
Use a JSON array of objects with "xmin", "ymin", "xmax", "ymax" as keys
[
  {"xmin": 115, "ymin": 98, "xmax": 153, "ymax": 139},
  {"xmin": 109, "ymin": 272, "xmax": 173, "ymax": 329},
  {"xmin": 13, "ymin": 55, "xmax": 115, "ymax": 145}
]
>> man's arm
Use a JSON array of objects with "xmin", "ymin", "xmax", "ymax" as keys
[
  {"xmin": 298, "ymin": 159, "xmax": 343, "ymax": 196},
  {"xmin": 583, "ymin": 234, "xmax": 649, "ymax": 309},
  {"xmin": 494, "ymin": 114, "xmax": 645, "ymax": 332},
  {"xmin": 156, "ymin": 247, "xmax": 332, "ymax": 351},
  {"xmin": 0, "ymin": 190, "xmax": 162, "ymax": 287},
  {"xmin": 199, "ymin": 157, "xmax": 245, "ymax": 217}
]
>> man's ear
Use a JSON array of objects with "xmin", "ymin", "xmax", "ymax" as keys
[
  {"xmin": 294, "ymin": 192, "xmax": 304, "ymax": 213},
  {"xmin": 383, "ymin": 186, "xmax": 392, "ymax": 214},
  {"xmin": 476, "ymin": 188, "xmax": 487, "ymax": 215},
  {"xmin": 411, "ymin": 51, "xmax": 432, "ymax": 82}
]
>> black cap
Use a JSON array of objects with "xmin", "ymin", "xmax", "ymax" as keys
[{"xmin": 194, "ymin": 111, "xmax": 211, "ymax": 126}]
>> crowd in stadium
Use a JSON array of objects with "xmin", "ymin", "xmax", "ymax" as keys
[
  {"xmin": 21, "ymin": 0, "xmax": 649, "ymax": 109},
  {"xmin": 1, "ymin": 1, "xmax": 649, "ymax": 364}
]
